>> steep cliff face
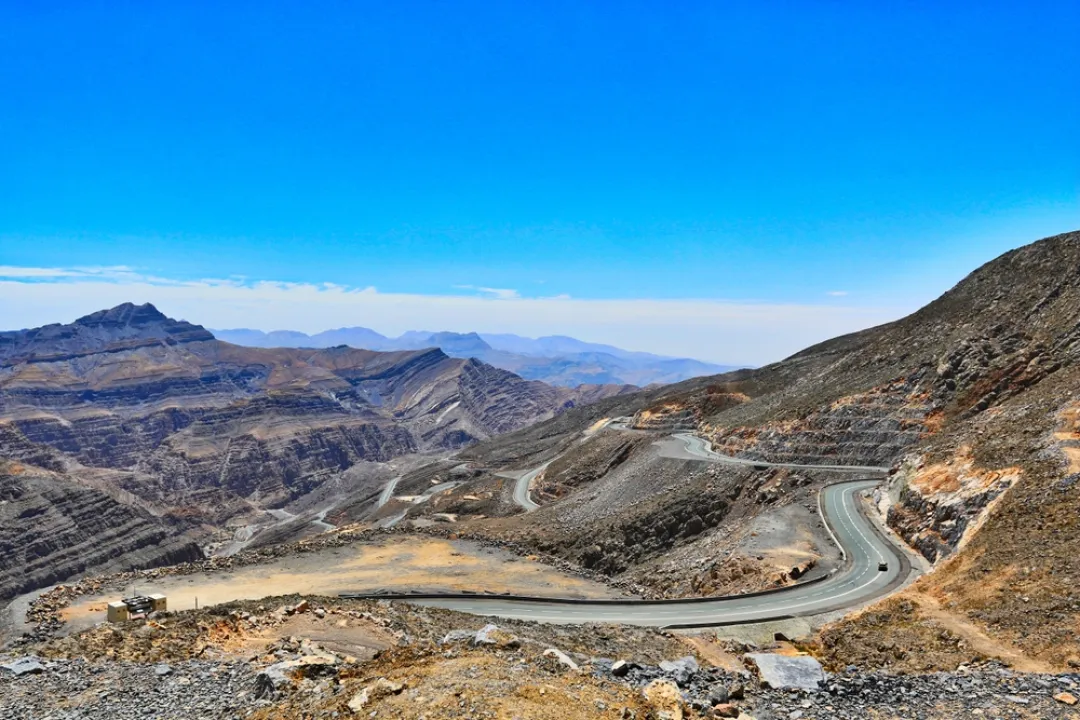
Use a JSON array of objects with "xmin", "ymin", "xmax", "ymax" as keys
[
  {"xmin": 0, "ymin": 422, "xmax": 66, "ymax": 472},
  {"xmin": 0, "ymin": 460, "xmax": 203, "ymax": 601},
  {"xmin": 879, "ymin": 448, "xmax": 1021, "ymax": 562},
  {"xmin": 821, "ymin": 358, "xmax": 1080, "ymax": 669},
  {"xmin": 455, "ymin": 359, "xmax": 571, "ymax": 436},
  {"xmin": 686, "ymin": 232, "xmax": 1080, "ymax": 600},
  {"xmin": 130, "ymin": 403, "xmax": 419, "ymax": 509},
  {"xmin": 0, "ymin": 304, "xmax": 629, "ymax": 521},
  {"xmin": 777, "ymin": 230, "xmax": 1080, "ymax": 669}
]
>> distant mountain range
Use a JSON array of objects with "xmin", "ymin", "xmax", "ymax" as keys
[{"xmin": 211, "ymin": 327, "xmax": 740, "ymax": 387}]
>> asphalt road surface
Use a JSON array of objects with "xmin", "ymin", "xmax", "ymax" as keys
[
  {"xmin": 667, "ymin": 433, "xmax": 890, "ymax": 475},
  {"xmin": 511, "ymin": 463, "xmax": 548, "ymax": 511},
  {"xmin": 416, "ymin": 428, "xmax": 905, "ymax": 626},
  {"xmin": 352, "ymin": 427, "xmax": 902, "ymax": 626},
  {"xmin": 377, "ymin": 477, "xmax": 401, "ymax": 509},
  {"xmin": 346, "ymin": 478, "xmax": 909, "ymax": 627}
]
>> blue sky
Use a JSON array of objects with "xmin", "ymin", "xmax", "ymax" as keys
[{"xmin": 1, "ymin": 2, "xmax": 1078, "ymax": 364}]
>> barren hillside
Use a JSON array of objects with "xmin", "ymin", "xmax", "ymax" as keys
[{"xmin": 392, "ymin": 230, "xmax": 1080, "ymax": 669}]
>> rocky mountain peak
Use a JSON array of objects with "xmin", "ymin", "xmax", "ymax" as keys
[
  {"xmin": 72, "ymin": 302, "xmax": 170, "ymax": 328},
  {"xmin": 0, "ymin": 302, "xmax": 215, "ymax": 365}
]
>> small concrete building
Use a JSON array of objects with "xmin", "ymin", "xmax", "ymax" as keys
[{"xmin": 106, "ymin": 601, "xmax": 129, "ymax": 623}]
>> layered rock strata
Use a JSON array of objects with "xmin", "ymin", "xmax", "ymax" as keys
[
  {"xmin": 0, "ymin": 304, "xmax": 631, "ymax": 518},
  {"xmin": 0, "ymin": 461, "xmax": 202, "ymax": 601}
]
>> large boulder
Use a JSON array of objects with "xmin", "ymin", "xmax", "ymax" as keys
[
  {"xmin": 473, "ymin": 623, "xmax": 521, "ymax": 649},
  {"xmin": 440, "ymin": 624, "xmax": 521, "ymax": 649},
  {"xmin": 745, "ymin": 653, "xmax": 825, "ymax": 691},
  {"xmin": 254, "ymin": 654, "xmax": 339, "ymax": 697},
  {"xmin": 440, "ymin": 629, "xmax": 475, "ymax": 645},
  {"xmin": 0, "ymin": 657, "xmax": 45, "ymax": 677},
  {"xmin": 541, "ymin": 647, "xmax": 580, "ymax": 671}
]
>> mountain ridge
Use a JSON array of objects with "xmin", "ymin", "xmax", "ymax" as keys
[{"xmin": 211, "ymin": 326, "xmax": 739, "ymax": 387}]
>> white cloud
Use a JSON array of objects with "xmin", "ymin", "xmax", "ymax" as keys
[
  {"xmin": 0, "ymin": 268, "xmax": 915, "ymax": 365},
  {"xmin": 453, "ymin": 284, "xmax": 521, "ymax": 300},
  {"xmin": 0, "ymin": 265, "xmax": 137, "ymax": 279},
  {"xmin": 826, "ymin": 290, "xmax": 849, "ymax": 297},
  {"xmin": 476, "ymin": 286, "xmax": 520, "ymax": 300},
  {"xmin": 0, "ymin": 266, "xmax": 84, "ymax": 278}
]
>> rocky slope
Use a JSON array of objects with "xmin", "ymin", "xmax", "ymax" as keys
[
  {"xmin": 7, "ymin": 230, "xmax": 1080, "ymax": 680},
  {"xmin": 427, "ymin": 429, "xmax": 848, "ymax": 599},
  {"xmin": 623, "ymin": 230, "xmax": 1080, "ymax": 471},
  {"xmin": 0, "ymin": 460, "xmax": 202, "ymax": 601}
]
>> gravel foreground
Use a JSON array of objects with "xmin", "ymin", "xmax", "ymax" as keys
[
  {"xmin": 2, "ymin": 596, "xmax": 1079, "ymax": 719},
  {"xmin": 2, "ymin": 652, "xmax": 1079, "ymax": 719},
  {"xmin": 0, "ymin": 659, "xmax": 257, "ymax": 720}
]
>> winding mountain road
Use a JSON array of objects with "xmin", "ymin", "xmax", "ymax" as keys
[
  {"xmin": 344, "ymin": 478, "xmax": 909, "ymax": 626},
  {"xmin": 344, "ymin": 429, "xmax": 907, "ymax": 627},
  {"xmin": 376, "ymin": 478, "xmax": 462, "ymax": 528},
  {"xmin": 668, "ymin": 432, "xmax": 890, "ymax": 475},
  {"xmin": 377, "ymin": 477, "xmax": 401, "ymax": 508},
  {"xmin": 509, "ymin": 427, "xmax": 888, "ymax": 516},
  {"xmin": 510, "ymin": 463, "xmax": 547, "ymax": 511}
]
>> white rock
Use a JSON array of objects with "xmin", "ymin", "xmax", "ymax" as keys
[
  {"xmin": 347, "ymin": 678, "xmax": 405, "ymax": 713},
  {"xmin": 542, "ymin": 648, "xmax": 580, "ymax": 671},
  {"xmin": 745, "ymin": 653, "xmax": 824, "ymax": 691}
]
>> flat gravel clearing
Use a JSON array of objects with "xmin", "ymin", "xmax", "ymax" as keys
[{"xmin": 55, "ymin": 537, "xmax": 621, "ymax": 636}]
